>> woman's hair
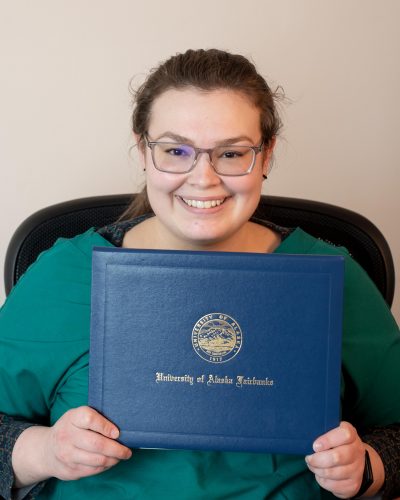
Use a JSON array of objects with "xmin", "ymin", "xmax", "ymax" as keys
[{"xmin": 120, "ymin": 48, "xmax": 283, "ymax": 220}]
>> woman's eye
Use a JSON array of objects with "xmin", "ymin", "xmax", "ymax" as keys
[
  {"xmin": 221, "ymin": 150, "xmax": 243, "ymax": 159},
  {"xmin": 165, "ymin": 146, "xmax": 191, "ymax": 157}
]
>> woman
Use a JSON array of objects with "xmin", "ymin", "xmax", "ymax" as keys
[{"xmin": 1, "ymin": 49, "xmax": 400, "ymax": 499}]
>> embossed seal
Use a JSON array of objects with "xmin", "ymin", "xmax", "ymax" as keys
[{"xmin": 192, "ymin": 313, "xmax": 243, "ymax": 363}]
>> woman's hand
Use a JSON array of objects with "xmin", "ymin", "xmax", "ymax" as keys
[
  {"xmin": 305, "ymin": 421, "xmax": 384, "ymax": 498},
  {"xmin": 12, "ymin": 406, "xmax": 132, "ymax": 487}
]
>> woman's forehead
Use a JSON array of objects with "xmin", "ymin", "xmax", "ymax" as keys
[{"xmin": 148, "ymin": 87, "xmax": 262, "ymax": 143}]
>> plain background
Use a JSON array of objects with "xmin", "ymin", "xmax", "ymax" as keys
[{"xmin": 1, "ymin": 0, "xmax": 399, "ymax": 323}]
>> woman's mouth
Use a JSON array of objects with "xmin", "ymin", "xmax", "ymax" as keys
[{"xmin": 181, "ymin": 197, "xmax": 226, "ymax": 209}]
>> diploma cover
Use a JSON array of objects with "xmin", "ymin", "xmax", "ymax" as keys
[{"xmin": 89, "ymin": 248, "xmax": 344, "ymax": 455}]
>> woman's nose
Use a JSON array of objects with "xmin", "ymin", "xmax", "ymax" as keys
[{"xmin": 187, "ymin": 152, "xmax": 221, "ymax": 186}]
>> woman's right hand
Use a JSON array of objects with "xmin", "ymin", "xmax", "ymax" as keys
[{"xmin": 12, "ymin": 406, "xmax": 132, "ymax": 487}]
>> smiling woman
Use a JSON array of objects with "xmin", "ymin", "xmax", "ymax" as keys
[
  {"xmin": 0, "ymin": 48, "xmax": 400, "ymax": 500},
  {"xmin": 124, "ymin": 88, "xmax": 278, "ymax": 253}
]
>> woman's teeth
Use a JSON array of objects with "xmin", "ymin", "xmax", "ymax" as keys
[{"xmin": 182, "ymin": 198, "xmax": 224, "ymax": 209}]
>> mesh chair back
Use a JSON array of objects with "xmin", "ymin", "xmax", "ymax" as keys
[{"xmin": 4, "ymin": 194, "xmax": 395, "ymax": 306}]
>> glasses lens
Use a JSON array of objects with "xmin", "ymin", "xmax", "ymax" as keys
[
  {"xmin": 213, "ymin": 146, "xmax": 255, "ymax": 175},
  {"xmin": 152, "ymin": 143, "xmax": 195, "ymax": 173}
]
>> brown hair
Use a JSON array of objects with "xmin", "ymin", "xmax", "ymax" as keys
[{"xmin": 120, "ymin": 48, "xmax": 283, "ymax": 220}]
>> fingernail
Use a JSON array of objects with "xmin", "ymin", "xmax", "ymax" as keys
[
  {"xmin": 111, "ymin": 428, "xmax": 119, "ymax": 439},
  {"xmin": 313, "ymin": 441, "xmax": 322, "ymax": 452}
]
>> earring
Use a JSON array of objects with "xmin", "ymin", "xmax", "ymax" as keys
[{"xmin": 262, "ymin": 174, "xmax": 268, "ymax": 180}]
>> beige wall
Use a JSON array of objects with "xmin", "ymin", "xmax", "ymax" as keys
[{"xmin": 1, "ymin": 0, "xmax": 399, "ymax": 322}]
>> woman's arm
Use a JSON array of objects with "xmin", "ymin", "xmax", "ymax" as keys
[
  {"xmin": 0, "ymin": 413, "xmax": 42, "ymax": 500},
  {"xmin": 12, "ymin": 406, "xmax": 132, "ymax": 487},
  {"xmin": 362, "ymin": 423, "xmax": 400, "ymax": 500},
  {"xmin": 299, "ymin": 240, "xmax": 400, "ymax": 498}
]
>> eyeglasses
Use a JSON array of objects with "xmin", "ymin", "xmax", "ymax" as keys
[{"xmin": 144, "ymin": 134, "xmax": 264, "ymax": 176}]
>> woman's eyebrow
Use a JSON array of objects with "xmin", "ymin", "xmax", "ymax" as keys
[
  {"xmin": 153, "ymin": 131, "xmax": 255, "ymax": 145},
  {"xmin": 152, "ymin": 131, "xmax": 192, "ymax": 143},
  {"xmin": 214, "ymin": 136, "xmax": 255, "ymax": 145}
]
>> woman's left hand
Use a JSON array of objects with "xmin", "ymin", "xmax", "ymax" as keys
[{"xmin": 305, "ymin": 421, "xmax": 367, "ymax": 498}]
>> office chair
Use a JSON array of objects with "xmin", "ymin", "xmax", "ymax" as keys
[{"xmin": 4, "ymin": 194, "xmax": 395, "ymax": 307}]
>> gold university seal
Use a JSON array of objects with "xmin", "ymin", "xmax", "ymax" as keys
[{"xmin": 192, "ymin": 313, "xmax": 242, "ymax": 364}]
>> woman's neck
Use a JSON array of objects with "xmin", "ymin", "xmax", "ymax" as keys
[{"xmin": 122, "ymin": 217, "xmax": 281, "ymax": 254}]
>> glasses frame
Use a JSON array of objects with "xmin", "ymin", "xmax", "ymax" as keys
[{"xmin": 144, "ymin": 134, "xmax": 264, "ymax": 176}]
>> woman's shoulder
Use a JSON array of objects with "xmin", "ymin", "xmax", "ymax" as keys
[
  {"xmin": 274, "ymin": 226, "xmax": 377, "ymax": 292},
  {"xmin": 17, "ymin": 228, "xmax": 113, "ymax": 280},
  {"xmin": 274, "ymin": 225, "xmax": 351, "ymax": 258},
  {"xmin": 47, "ymin": 227, "xmax": 114, "ymax": 257},
  {"xmin": 271, "ymin": 225, "xmax": 386, "ymax": 302},
  {"xmin": 279, "ymin": 226, "xmax": 397, "ymax": 326},
  {"xmin": 1, "ymin": 229, "xmax": 114, "ymax": 335},
  {"xmin": 252, "ymin": 217, "xmax": 351, "ymax": 259}
]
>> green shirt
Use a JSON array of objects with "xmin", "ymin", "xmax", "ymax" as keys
[{"xmin": 0, "ymin": 227, "xmax": 399, "ymax": 500}]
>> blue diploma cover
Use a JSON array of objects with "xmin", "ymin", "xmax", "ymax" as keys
[{"xmin": 89, "ymin": 248, "xmax": 344, "ymax": 454}]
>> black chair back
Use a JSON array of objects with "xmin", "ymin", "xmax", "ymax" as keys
[{"xmin": 4, "ymin": 194, "xmax": 395, "ymax": 306}]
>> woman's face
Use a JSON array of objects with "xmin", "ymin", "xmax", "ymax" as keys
[{"xmin": 140, "ymin": 87, "xmax": 273, "ymax": 251}]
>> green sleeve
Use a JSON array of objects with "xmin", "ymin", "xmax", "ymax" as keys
[
  {"xmin": 340, "ymin": 254, "xmax": 400, "ymax": 427},
  {"xmin": 277, "ymin": 228, "xmax": 400, "ymax": 427},
  {"xmin": 0, "ymin": 230, "xmax": 113, "ymax": 424}
]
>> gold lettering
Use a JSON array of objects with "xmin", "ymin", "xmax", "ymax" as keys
[
  {"xmin": 209, "ymin": 356, "xmax": 222, "ymax": 362},
  {"xmin": 236, "ymin": 375, "xmax": 274, "ymax": 388},
  {"xmin": 207, "ymin": 374, "xmax": 233, "ymax": 385},
  {"xmin": 154, "ymin": 372, "xmax": 194, "ymax": 385}
]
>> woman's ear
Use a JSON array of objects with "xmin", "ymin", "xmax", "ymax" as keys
[
  {"xmin": 262, "ymin": 137, "xmax": 276, "ymax": 178},
  {"xmin": 134, "ymin": 134, "xmax": 146, "ymax": 170}
]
